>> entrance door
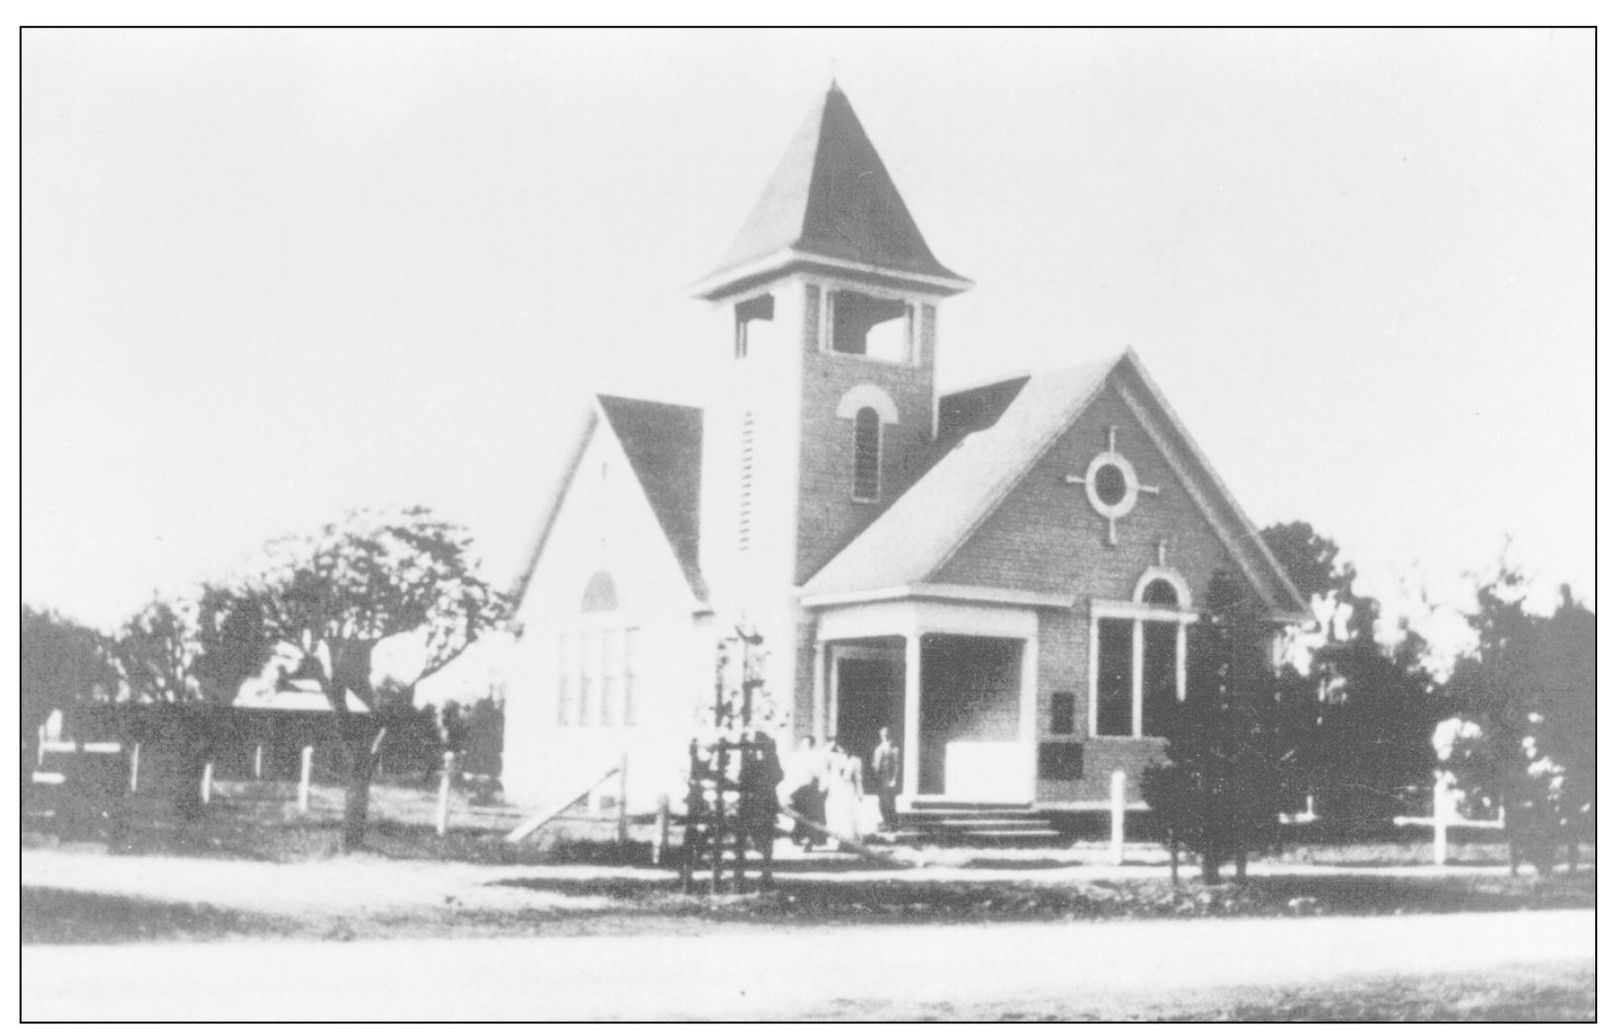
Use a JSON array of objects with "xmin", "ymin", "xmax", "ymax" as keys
[{"xmin": 832, "ymin": 649, "xmax": 903, "ymax": 792}]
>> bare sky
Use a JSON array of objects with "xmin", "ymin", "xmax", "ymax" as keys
[{"xmin": 22, "ymin": 28, "xmax": 1594, "ymax": 634}]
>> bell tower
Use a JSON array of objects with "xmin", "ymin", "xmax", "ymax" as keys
[{"xmin": 692, "ymin": 83, "xmax": 972, "ymax": 611}]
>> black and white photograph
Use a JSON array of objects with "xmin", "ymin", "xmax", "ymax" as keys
[{"xmin": 20, "ymin": 25, "xmax": 1596, "ymax": 1021}]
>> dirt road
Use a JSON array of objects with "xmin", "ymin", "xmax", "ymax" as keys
[{"xmin": 24, "ymin": 908, "xmax": 1593, "ymax": 1020}]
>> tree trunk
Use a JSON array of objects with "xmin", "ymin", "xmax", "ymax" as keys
[
  {"xmin": 1200, "ymin": 849, "xmax": 1222, "ymax": 884},
  {"xmin": 340, "ymin": 722, "xmax": 386, "ymax": 852}
]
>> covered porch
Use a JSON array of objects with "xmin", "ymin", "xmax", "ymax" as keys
[{"xmin": 804, "ymin": 587, "xmax": 1066, "ymax": 806}]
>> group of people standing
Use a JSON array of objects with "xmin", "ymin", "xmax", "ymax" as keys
[{"xmin": 779, "ymin": 727, "xmax": 901, "ymax": 849}]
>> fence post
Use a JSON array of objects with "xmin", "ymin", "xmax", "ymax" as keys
[
  {"xmin": 201, "ymin": 761, "xmax": 214, "ymax": 805},
  {"xmin": 617, "ymin": 751, "xmax": 629, "ymax": 845},
  {"xmin": 298, "ymin": 745, "xmax": 314, "ymax": 815},
  {"xmin": 129, "ymin": 742, "xmax": 141, "ymax": 794},
  {"xmin": 1110, "ymin": 769, "xmax": 1127, "ymax": 866},
  {"xmin": 653, "ymin": 793, "xmax": 670, "ymax": 866},
  {"xmin": 254, "ymin": 743, "xmax": 264, "ymax": 781},
  {"xmin": 436, "ymin": 751, "xmax": 455, "ymax": 836},
  {"xmin": 37, "ymin": 725, "xmax": 46, "ymax": 768},
  {"xmin": 1432, "ymin": 774, "xmax": 1449, "ymax": 867}
]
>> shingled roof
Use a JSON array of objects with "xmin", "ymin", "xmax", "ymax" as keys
[
  {"xmin": 802, "ymin": 358, "xmax": 1116, "ymax": 597},
  {"xmin": 596, "ymin": 395, "xmax": 707, "ymax": 600},
  {"xmin": 803, "ymin": 351, "xmax": 1310, "ymax": 620},
  {"xmin": 509, "ymin": 396, "xmax": 706, "ymax": 605},
  {"xmin": 696, "ymin": 83, "xmax": 967, "ymax": 296}
]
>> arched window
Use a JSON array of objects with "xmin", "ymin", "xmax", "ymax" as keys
[
  {"xmin": 559, "ymin": 571, "xmax": 637, "ymax": 729},
  {"xmin": 581, "ymin": 570, "xmax": 618, "ymax": 612},
  {"xmin": 853, "ymin": 406, "xmax": 881, "ymax": 501},
  {"xmin": 1142, "ymin": 578, "xmax": 1180, "ymax": 607},
  {"xmin": 1094, "ymin": 568, "xmax": 1196, "ymax": 739}
]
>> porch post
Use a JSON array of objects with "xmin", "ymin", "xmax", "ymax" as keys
[
  {"xmin": 902, "ymin": 628, "xmax": 923, "ymax": 805},
  {"xmin": 1019, "ymin": 627, "xmax": 1040, "ymax": 801},
  {"xmin": 811, "ymin": 639, "xmax": 827, "ymax": 742}
]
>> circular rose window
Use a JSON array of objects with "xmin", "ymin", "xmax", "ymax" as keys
[
  {"xmin": 1081, "ymin": 451, "xmax": 1142, "ymax": 521},
  {"xmin": 1092, "ymin": 463, "xmax": 1127, "ymax": 506}
]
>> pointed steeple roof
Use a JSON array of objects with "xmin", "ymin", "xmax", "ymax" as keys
[{"xmin": 694, "ymin": 84, "xmax": 970, "ymax": 299}]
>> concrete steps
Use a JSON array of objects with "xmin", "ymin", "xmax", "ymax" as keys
[{"xmin": 895, "ymin": 801, "xmax": 1067, "ymax": 847}]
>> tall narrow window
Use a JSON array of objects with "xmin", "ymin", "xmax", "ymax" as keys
[
  {"xmin": 560, "ymin": 570, "xmax": 639, "ymax": 730},
  {"xmin": 853, "ymin": 406, "xmax": 881, "ymax": 501},
  {"xmin": 1141, "ymin": 622, "xmax": 1179, "ymax": 736},
  {"xmin": 622, "ymin": 627, "xmax": 639, "ymax": 727},
  {"xmin": 600, "ymin": 629, "xmax": 619, "ymax": 726},
  {"xmin": 1094, "ymin": 575, "xmax": 1191, "ymax": 738},
  {"xmin": 739, "ymin": 411, "xmax": 755, "ymax": 550},
  {"xmin": 556, "ymin": 633, "xmax": 578, "ymax": 726},
  {"xmin": 579, "ymin": 629, "xmax": 600, "ymax": 726},
  {"xmin": 1095, "ymin": 618, "xmax": 1133, "ymax": 736}
]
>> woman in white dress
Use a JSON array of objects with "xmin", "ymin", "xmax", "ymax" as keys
[{"xmin": 823, "ymin": 742, "xmax": 868, "ymax": 846}]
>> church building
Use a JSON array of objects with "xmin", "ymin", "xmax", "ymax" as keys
[{"xmin": 503, "ymin": 84, "xmax": 1309, "ymax": 816}]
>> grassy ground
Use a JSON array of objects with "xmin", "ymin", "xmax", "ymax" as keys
[
  {"xmin": 23, "ymin": 776, "xmax": 608, "ymax": 865},
  {"xmin": 22, "ymin": 776, "xmax": 1595, "ymax": 945},
  {"xmin": 22, "ymin": 888, "xmax": 300, "ymax": 944},
  {"xmin": 23, "ymin": 776, "xmax": 1572, "ymax": 869}
]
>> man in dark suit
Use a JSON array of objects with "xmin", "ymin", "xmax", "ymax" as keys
[{"xmin": 873, "ymin": 727, "xmax": 900, "ymax": 832}]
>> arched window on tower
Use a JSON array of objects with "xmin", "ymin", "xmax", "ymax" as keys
[{"xmin": 853, "ymin": 406, "xmax": 881, "ymax": 502}]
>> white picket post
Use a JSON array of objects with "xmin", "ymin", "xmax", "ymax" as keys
[
  {"xmin": 37, "ymin": 725, "xmax": 46, "ymax": 768},
  {"xmin": 254, "ymin": 743, "xmax": 264, "ymax": 781},
  {"xmin": 129, "ymin": 742, "xmax": 141, "ymax": 793},
  {"xmin": 201, "ymin": 761, "xmax": 214, "ymax": 804},
  {"xmin": 617, "ymin": 751, "xmax": 630, "ymax": 845},
  {"xmin": 1110, "ymin": 769, "xmax": 1127, "ymax": 865},
  {"xmin": 298, "ymin": 745, "xmax": 314, "ymax": 815},
  {"xmin": 436, "ymin": 751, "xmax": 455, "ymax": 836},
  {"xmin": 652, "ymin": 794, "xmax": 670, "ymax": 866},
  {"xmin": 1432, "ymin": 775, "xmax": 1449, "ymax": 867}
]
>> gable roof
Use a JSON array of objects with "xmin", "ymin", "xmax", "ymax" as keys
[
  {"xmin": 936, "ymin": 373, "xmax": 1031, "ymax": 451},
  {"xmin": 803, "ymin": 358, "xmax": 1115, "ymax": 597},
  {"xmin": 596, "ymin": 395, "xmax": 707, "ymax": 599},
  {"xmin": 694, "ymin": 83, "xmax": 969, "ymax": 299},
  {"xmin": 509, "ymin": 396, "xmax": 706, "ymax": 605},
  {"xmin": 802, "ymin": 351, "xmax": 1310, "ymax": 621}
]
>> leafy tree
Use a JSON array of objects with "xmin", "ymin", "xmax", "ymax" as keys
[
  {"xmin": 114, "ymin": 597, "xmax": 198, "ymax": 703},
  {"xmin": 161, "ymin": 585, "xmax": 277, "ymax": 817},
  {"xmin": 104, "ymin": 589, "xmax": 274, "ymax": 817},
  {"xmin": 1259, "ymin": 521, "xmax": 1439, "ymax": 821},
  {"xmin": 1446, "ymin": 563, "xmax": 1594, "ymax": 867},
  {"xmin": 191, "ymin": 584, "xmax": 274, "ymax": 705},
  {"xmin": 1141, "ymin": 572, "xmax": 1281, "ymax": 884},
  {"xmin": 21, "ymin": 606, "xmax": 119, "ymax": 767},
  {"xmin": 1259, "ymin": 520, "xmax": 1347, "ymax": 602},
  {"xmin": 249, "ymin": 507, "xmax": 509, "ymax": 850}
]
